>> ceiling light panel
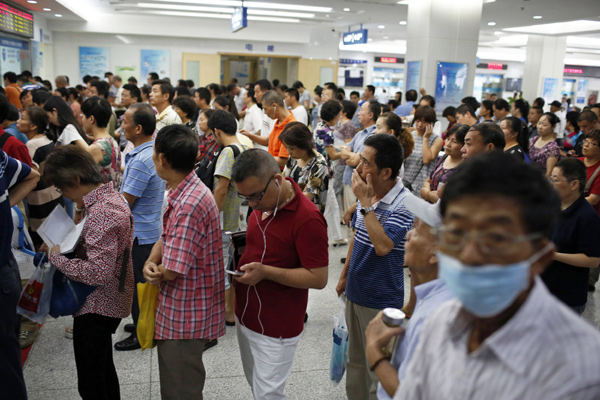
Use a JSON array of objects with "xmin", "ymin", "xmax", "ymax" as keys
[
  {"xmin": 504, "ymin": 20, "xmax": 600, "ymax": 35},
  {"xmin": 141, "ymin": 0, "xmax": 331, "ymax": 12},
  {"xmin": 133, "ymin": 10, "xmax": 300, "ymax": 23},
  {"xmin": 136, "ymin": 2, "xmax": 314, "ymax": 17}
]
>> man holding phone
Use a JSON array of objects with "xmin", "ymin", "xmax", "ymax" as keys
[{"xmin": 231, "ymin": 149, "xmax": 329, "ymax": 399}]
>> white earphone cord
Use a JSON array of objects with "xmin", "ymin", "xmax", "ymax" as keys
[{"xmin": 239, "ymin": 179, "xmax": 282, "ymax": 336}]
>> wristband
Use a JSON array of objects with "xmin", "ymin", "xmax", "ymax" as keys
[{"xmin": 370, "ymin": 355, "xmax": 391, "ymax": 372}]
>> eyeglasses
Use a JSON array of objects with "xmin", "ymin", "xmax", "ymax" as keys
[
  {"xmin": 432, "ymin": 226, "xmax": 543, "ymax": 255},
  {"xmin": 237, "ymin": 175, "xmax": 274, "ymax": 202},
  {"xmin": 547, "ymin": 176, "xmax": 568, "ymax": 184},
  {"xmin": 583, "ymin": 140, "xmax": 599, "ymax": 147}
]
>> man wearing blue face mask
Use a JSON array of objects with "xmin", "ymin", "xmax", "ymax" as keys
[{"xmin": 394, "ymin": 151, "xmax": 600, "ymax": 400}]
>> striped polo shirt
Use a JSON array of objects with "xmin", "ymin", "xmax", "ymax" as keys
[
  {"xmin": 395, "ymin": 276, "xmax": 600, "ymax": 399},
  {"xmin": 346, "ymin": 178, "xmax": 414, "ymax": 309}
]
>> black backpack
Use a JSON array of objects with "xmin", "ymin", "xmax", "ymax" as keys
[{"xmin": 195, "ymin": 144, "xmax": 242, "ymax": 191}]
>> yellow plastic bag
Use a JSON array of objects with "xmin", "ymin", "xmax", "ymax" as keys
[{"xmin": 136, "ymin": 282, "xmax": 159, "ymax": 350}]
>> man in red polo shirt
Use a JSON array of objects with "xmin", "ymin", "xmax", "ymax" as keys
[
  {"xmin": 232, "ymin": 149, "xmax": 329, "ymax": 399},
  {"xmin": 240, "ymin": 91, "xmax": 295, "ymax": 169}
]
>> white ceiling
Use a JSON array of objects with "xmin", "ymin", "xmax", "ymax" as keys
[{"xmin": 10, "ymin": 0, "xmax": 600, "ymax": 57}]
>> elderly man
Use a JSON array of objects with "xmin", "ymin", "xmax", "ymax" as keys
[
  {"xmin": 232, "ymin": 149, "xmax": 328, "ymax": 399},
  {"xmin": 337, "ymin": 134, "xmax": 414, "ymax": 400},
  {"xmin": 365, "ymin": 194, "xmax": 452, "ymax": 399},
  {"xmin": 393, "ymin": 152, "xmax": 600, "ymax": 399}
]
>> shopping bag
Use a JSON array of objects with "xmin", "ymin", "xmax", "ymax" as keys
[
  {"xmin": 330, "ymin": 295, "xmax": 349, "ymax": 386},
  {"xmin": 137, "ymin": 282, "xmax": 159, "ymax": 350},
  {"xmin": 17, "ymin": 256, "xmax": 55, "ymax": 324}
]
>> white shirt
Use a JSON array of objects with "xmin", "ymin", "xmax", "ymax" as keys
[
  {"xmin": 155, "ymin": 106, "xmax": 182, "ymax": 134},
  {"xmin": 242, "ymin": 104, "xmax": 263, "ymax": 136},
  {"xmin": 57, "ymin": 124, "xmax": 84, "ymax": 145},
  {"xmin": 394, "ymin": 277, "xmax": 600, "ymax": 400},
  {"xmin": 291, "ymin": 105, "xmax": 308, "ymax": 125},
  {"xmin": 234, "ymin": 87, "xmax": 246, "ymax": 114},
  {"xmin": 554, "ymin": 110, "xmax": 567, "ymax": 140},
  {"xmin": 255, "ymin": 110, "xmax": 275, "ymax": 151}
]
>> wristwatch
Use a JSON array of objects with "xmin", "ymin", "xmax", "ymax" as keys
[{"xmin": 360, "ymin": 205, "xmax": 376, "ymax": 216}]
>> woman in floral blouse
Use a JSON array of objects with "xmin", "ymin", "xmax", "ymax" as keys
[
  {"xmin": 45, "ymin": 146, "xmax": 133, "ymax": 400},
  {"xmin": 280, "ymin": 122, "xmax": 329, "ymax": 211},
  {"xmin": 530, "ymin": 112, "xmax": 561, "ymax": 177}
]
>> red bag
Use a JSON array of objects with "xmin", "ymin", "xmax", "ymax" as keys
[{"xmin": 19, "ymin": 279, "xmax": 44, "ymax": 313}]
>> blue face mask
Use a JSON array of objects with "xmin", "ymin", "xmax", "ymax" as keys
[{"xmin": 437, "ymin": 243, "xmax": 552, "ymax": 318}]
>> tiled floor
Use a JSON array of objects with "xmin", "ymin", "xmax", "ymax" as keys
[{"xmin": 22, "ymin": 234, "xmax": 600, "ymax": 399}]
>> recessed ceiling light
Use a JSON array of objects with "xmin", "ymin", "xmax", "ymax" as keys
[
  {"xmin": 343, "ymin": 8, "xmax": 350, "ymax": 11},
  {"xmin": 27, "ymin": 1, "xmax": 37, "ymax": 3},
  {"xmin": 325, "ymin": 14, "xmax": 329, "ymax": 17},
  {"xmin": 399, "ymin": 21, "xmax": 407, "ymax": 25},
  {"xmin": 368, "ymin": 38, "xmax": 373, "ymax": 41},
  {"xmin": 43, "ymin": 8, "xmax": 51, "ymax": 11},
  {"xmin": 488, "ymin": 22, "xmax": 496, "ymax": 26},
  {"xmin": 533, "ymin": 15, "xmax": 542, "ymax": 19},
  {"xmin": 383, "ymin": 36, "xmax": 389, "ymax": 39},
  {"xmin": 54, "ymin": 14, "xmax": 63, "ymax": 17},
  {"xmin": 378, "ymin": 25, "xmax": 385, "ymax": 29}
]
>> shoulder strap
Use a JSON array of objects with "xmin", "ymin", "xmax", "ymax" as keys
[
  {"xmin": 586, "ymin": 164, "xmax": 600, "ymax": 192},
  {"xmin": 0, "ymin": 131, "xmax": 11, "ymax": 149},
  {"xmin": 229, "ymin": 144, "xmax": 242, "ymax": 158}
]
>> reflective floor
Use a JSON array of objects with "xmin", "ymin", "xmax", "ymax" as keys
[{"xmin": 22, "ymin": 231, "xmax": 600, "ymax": 399}]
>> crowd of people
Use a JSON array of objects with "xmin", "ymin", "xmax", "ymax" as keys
[{"xmin": 2, "ymin": 68, "xmax": 600, "ymax": 399}]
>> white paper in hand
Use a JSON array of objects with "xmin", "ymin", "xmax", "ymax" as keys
[{"xmin": 37, "ymin": 205, "xmax": 86, "ymax": 254}]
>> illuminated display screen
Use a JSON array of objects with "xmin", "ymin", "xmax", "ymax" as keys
[{"xmin": 0, "ymin": 2, "xmax": 33, "ymax": 39}]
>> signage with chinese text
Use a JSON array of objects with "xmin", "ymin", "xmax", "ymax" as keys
[
  {"xmin": 0, "ymin": 1, "xmax": 33, "ymax": 38},
  {"xmin": 343, "ymin": 29, "xmax": 368, "ymax": 45},
  {"xmin": 231, "ymin": 7, "xmax": 248, "ymax": 33}
]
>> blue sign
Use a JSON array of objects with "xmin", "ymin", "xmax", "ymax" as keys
[
  {"xmin": 267, "ymin": 45, "xmax": 274, "ymax": 52},
  {"xmin": 245, "ymin": 44, "xmax": 253, "ymax": 51},
  {"xmin": 339, "ymin": 59, "xmax": 368, "ymax": 64},
  {"xmin": 232, "ymin": 7, "xmax": 248, "ymax": 32},
  {"xmin": 435, "ymin": 62, "xmax": 469, "ymax": 112},
  {"xmin": 406, "ymin": 61, "xmax": 421, "ymax": 92},
  {"xmin": 1, "ymin": 38, "xmax": 29, "ymax": 50},
  {"xmin": 342, "ymin": 29, "xmax": 368, "ymax": 45}
]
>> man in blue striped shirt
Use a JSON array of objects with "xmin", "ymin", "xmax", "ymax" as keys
[
  {"xmin": 336, "ymin": 134, "xmax": 414, "ymax": 400},
  {"xmin": 115, "ymin": 103, "xmax": 165, "ymax": 351}
]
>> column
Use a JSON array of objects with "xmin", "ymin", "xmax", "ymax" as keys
[
  {"xmin": 404, "ymin": 0, "xmax": 484, "ymax": 108},
  {"xmin": 522, "ymin": 35, "xmax": 567, "ymax": 107}
]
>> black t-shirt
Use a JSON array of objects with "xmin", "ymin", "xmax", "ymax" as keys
[
  {"xmin": 541, "ymin": 195, "xmax": 600, "ymax": 307},
  {"xmin": 505, "ymin": 144, "xmax": 526, "ymax": 161}
]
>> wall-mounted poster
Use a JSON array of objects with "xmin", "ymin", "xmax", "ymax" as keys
[
  {"xmin": 435, "ymin": 62, "xmax": 468, "ymax": 112},
  {"xmin": 406, "ymin": 61, "xmax": 421, "ymax": 92},
  {"xmin": 79, "ymin": 47, "xmax": 109, "ymax": 80},
  {"xmin": 542, "ymin": 78, "xmax": 559, "ymax": 106},
  {"xmin": 0, "ymin": 37, "xmax": 30, "ymax": 76},
  {"xmin": 576, "ymin": 79, "xmax": 588, "ymax": 106},
  {"xmin": 141, "ymin": 49, "xmax": 170, "ymax": 82}
]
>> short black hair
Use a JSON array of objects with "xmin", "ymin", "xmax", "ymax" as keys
[
  {"xmin": 341, "ymin": 100, "xmax": 357, "ymax": 119},
  {"xmin": 81, "ymin": 96, "xmax": 112, "ymax": 128},
  {"xmin": 82, "ymin": 75, "xmax": 92, "ymax": 84},
  {"xmin": 232, "ymin": 149, "xmax": 280, "ymax": 183},
  {"xmin": 172, "ymin": 95, "xmax": 197, "ymax": 119},
  {"xmin": 285, "ymin": 88, "xmax": 299, "ymax": 101},
  {"xmin": 292, "ymin": 80, "xmax": 304, "ymax": 89},
  {"xmin": 186, "ymin": 80, "xmax": 194, "ymax": 89},
  {"xmin": 175, "ymin": 86, "xmax": 191, "ymax": 98},
  {"xmin": 531, "ymin": 106, "xmax": 543, "ymax": 116},
  {"xmin": 90, "ymin": 80, "xmax": 109, "ymax": 98},
  {"xmin": 502, "ymin": 116, "xmax": 529, "ymax": 154},
  {"xmin": 455, "ymin": 104, "xmax": 475, "ymax": 118},
  {"xmin": 441, "ymin": 151, "xmax": 560, "ymax": 238},
  {"xmin": 272, "ymin": 79, "xmax": 280, "ymax": 88},
  {"xmin": 154, "ymin": 124, "xmax": 198, "ymax": 173},
  {"xmin": 388, "ymin": 100, "xmax": 399, "ymax": 109},
  {"xmin": 533, "ymin": 97, "xmax": 545, "ymax": 108},
  {"xmin": 208, "ymin": 109, "xmax": 237, "ymax": 135},
  {"xmin": 0, "ymin": 94, "xmax": 9, "ymax": 123},
  {"xmin": 579, "ymin": 110, "xmax": 599, "ymax": 123},
  {"xmin": 279, "ymin": 121, "xmax": 314, "ymax": 154},
  {"xmin": 420, "ymin": 95, "xmax": 436, "ymax": 109},
  {"xmin": 207, "ymin": 83, "xmax": 223, "ymax": 96},
  {"xmin": 566, "ymin": 111, "xmax": 580, "ymax": 133},
  {"xmin": 321, "ymin": 100, "xmax": 342, "ymax": 122},
  {"xmin": 129, "ymin": 103, "xmax": 156, "ymax": 136},
  {"xmin": 414, "ymin": 105, "xmax": 436, "ymax": 123},
  {"xmin": 366, "ymin": 99, "xmax": 381, "ymax": 122},
  {"xmin": 555, "ymin": 158, "xmax": 587, "ymax": 193},
  {"xmin": 122, "ymin": 84, "xmax": 141, "ymax": 101},
  {"xmin": 246, "ymin": 87, "xmax": 257, "ymax": 104},
  {"xmin": 55, "ymin": 87, "xmax": 69, "ymax": 99},
  {"xmin": 128, "ymin": 76, "xmax": 138, "ymax": 85},
  {"xmin": 32, "ymin": 89, "xmax": 51, "ymax": 107},
  {"xmin": 469, "ymin": 122, "xmax": 506, "ymax": 150},
  {"xmin": 406, "ymin": 89, "xmax": 418, "ymax": 102},
  {"xmin": 6, "ymin": 104, "xmax": 19, "ymax": 122},
  {"xmin": 19, "ymin": 89, "xmax": 30, "ymax": 101},
  {"xmin": 366, "ymin": 85, "xmax": 375, "ymax": 94},
  {"xmin": 152, "ymin": 79, "xmax": 175, "ymax": 103},
  {"xmin": 3, "ymin": 72, "xmax": 17, "ymax": 83},
  {"xmin": 442, "ymin": 106, "xmax": 456, "ymax": 118},
  {"xmin": 481, "ymin": 100, "xmax": 494, "ymax": 113},
  {"xmin": 494, "ymin": 98, "xmax": 510, "ymax": 112},
  {"xmin": 350, "ymin": 91, "xmax": 360, "ymax": 98},
  {"xmin": 314, "ymin": 86, "xmax": 323, "ymax": 97},
  {"xmin": 325, "ymin": 82, "xmax": 338, "ymax": 92},
  {"xmin": 148, "ymin": 72, "xmax": 159, "ymax": 81},
  {"xmin": 255, "ymin": 79, "xmax": 272, "ymax": 92},
  {"xmin": 364, "ymin": 133, "xmax": 403, "ymax": 180},
  {"xmin": 461, "ymin": 96, "xmax": 480, "ymax": 113},
  {"xmin": 195, "ymin": 87, "xmax": 211, "ymax": 105}
]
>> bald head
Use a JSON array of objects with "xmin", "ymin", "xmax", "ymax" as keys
[
  {"xmin": 55, "ymin": 75, "xmax": 69, "ymax": 88},
  {"xmin": 261, "ymin": 90, "xmax": 284, "ymax": 107}
]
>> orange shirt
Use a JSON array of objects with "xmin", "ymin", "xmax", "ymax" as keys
[
  {"xmin": 268, "ymin": 112, "xmax": 296, "ymax": 160},
  {"xmin": 5, "ymin": 83, "xmax": 22, "ymax": 109}
]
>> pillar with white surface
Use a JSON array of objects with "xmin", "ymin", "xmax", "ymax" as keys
[
  {"xmin": 522, "ymin": 35, "xmax": 567, "ymax": 106},
  {"xmin": 404, "ymin": 0, "xmax": 483, "ymax": 111}
]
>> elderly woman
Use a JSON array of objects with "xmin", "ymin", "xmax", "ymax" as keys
[{"xmin": 44, "ymin": 146, "xmax": 134, "ymax": 400}]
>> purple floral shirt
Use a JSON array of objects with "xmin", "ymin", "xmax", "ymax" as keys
[{"xmin": 529, "ymin": 136, "xmax": 560, "ymax": 172}]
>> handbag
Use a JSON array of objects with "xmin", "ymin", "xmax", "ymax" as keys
[{"xmin": 49, "ymin": 216, "xmax": 133, "ymax": 318}]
